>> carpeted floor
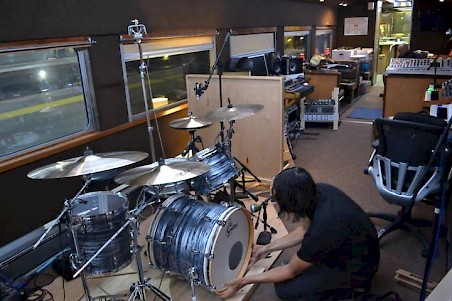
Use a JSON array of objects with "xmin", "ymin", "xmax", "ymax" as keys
[{"xmin": 247, "ymin": 79, "xmax": 449, "ymax": 301}]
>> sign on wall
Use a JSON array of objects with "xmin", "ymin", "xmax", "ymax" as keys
[{"xmin": 344, "ymin": 17, "xmax": 369, "ymax": 36}]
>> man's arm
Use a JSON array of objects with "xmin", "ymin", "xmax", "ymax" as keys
[
  {"xmin": 218, "ymin": 253, "xmax": 313, "ymax": 299},
  {"xmin": 265, "ymin": 218, "xmax": 310, "ymax": 252}
]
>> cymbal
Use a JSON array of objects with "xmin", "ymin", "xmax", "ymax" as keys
[
  {"xmin": 169, "ymin": 116, "xmax": 212, "ymax": 130},
  {"xmin": 115, "ymin": 159, "xmax": 210, "ymax": 186},
  {"xmin": 200, "ymin": 104, "xmax": 264, "ymax": 123},
  {"xmin": 27, "ymin": 151, "xmax": 148, "ymax": 179}
]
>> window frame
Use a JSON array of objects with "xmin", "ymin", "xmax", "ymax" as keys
[
  {"xmin": 119, "ymin": 33, "xmax": 216, "ymax": 121},
  {"xmin": 0, "ymin": 37, "xmax": 97, "ymax": 162}
]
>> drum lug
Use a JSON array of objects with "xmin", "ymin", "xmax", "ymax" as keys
[
  {"xmin": 216, "ymin": 220, "xmax": 226, "ymax": 226},
  {"xmin": 204, "ymin": 253, "xmax": 214, "ymax": 260},
  {"xmin": 201, "ymin": 216, "xmax": 212, "ymax": 222}
]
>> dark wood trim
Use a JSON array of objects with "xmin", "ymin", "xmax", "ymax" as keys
[
  {"xmin": 0, "ymin": 37, "xmax": 94, "ymax": 52},
  {"xmin": 0, "ymin": 103, "xmax": 188, "ymax": 173},
  {"xmin": 120, "ymin": 29, "xmax": 217, "ymax": 44},
  {"xmin": 231, "ymin": 27, "xmax": 278, "ymax": 35},
  {"xmin": 284, "ymin": 26, "xmax": 313, "ymax": 32}
]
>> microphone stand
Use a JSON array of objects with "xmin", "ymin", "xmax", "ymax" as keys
[
  {"xmin": 128, "ymin": 19, "xmax": 157, "ymax": 162},
  {"xmin": 256, "ymin": 199, "xmax": 272, "ymax": 245}
]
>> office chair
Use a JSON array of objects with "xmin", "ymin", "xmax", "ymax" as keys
[{"xmin": 364, "ymin": 113, "xmax": 448, "ymax": 254}]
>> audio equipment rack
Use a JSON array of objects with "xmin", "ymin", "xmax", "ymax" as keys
[{"xmin": 300, "ymin": 87, "xmax": 339, "ymax": 130}]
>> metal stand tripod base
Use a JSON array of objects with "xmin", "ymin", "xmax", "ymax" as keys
[{"xmin": 129, "ymin": 279, "xmax": 171, "ymax": 301}]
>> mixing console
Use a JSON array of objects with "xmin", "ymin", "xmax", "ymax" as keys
[{"xmin": 386, "ymin": 58, "xmax": 452, "ymax": 76}]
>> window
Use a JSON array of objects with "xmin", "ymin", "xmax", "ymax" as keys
[
  {"xmin": 284, "ymin": 30, "xmax": 311, "ymax": 60},
  {"xmin": 316, "ymin": 28, "xmax": 334, "ymax": 56},
  {"xmin": 121, "ymin": 36, "xmax": 214, "ymax": 119},
  {"xmin": 0, "ymin": 39, "xmax": 95, "ymax": 159},
  {"xmin": 229, "ymin": 32, "xmax": 276, "ymax": 76}
]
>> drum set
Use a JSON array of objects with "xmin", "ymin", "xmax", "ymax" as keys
[{"xmin": 27, "ymin": 103, "xmax": 264, "ymax": 301}]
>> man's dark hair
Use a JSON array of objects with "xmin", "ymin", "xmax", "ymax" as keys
[{"xmin": 272, "ymin": 167, "xmax": 319, "ymax": 221}]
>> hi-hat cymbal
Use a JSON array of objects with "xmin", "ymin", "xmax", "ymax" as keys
[
  {"xmin": 169, "ymin": 116, "xmax": 212, "ymax": 130},
  {"xmin": 200, "ymin": 104, "xmax": 264, "ymax": 123},
  {"xmin": 115, "ymin": 159, "xmax": 210, "ymax": 186},
  {"xmin": 27, "ymin": 151, "xmax": 148, "ymax": 179}
]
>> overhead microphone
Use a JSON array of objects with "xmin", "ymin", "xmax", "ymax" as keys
[{"xmin": 194, "ymin": 82, "xmax": 204, "ymax": 100}]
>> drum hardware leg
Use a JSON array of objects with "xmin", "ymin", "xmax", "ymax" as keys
[
  {"xmin": 129, "ymin": 217, "xmax": 172, "ymax": 301},
  {"xmin": 188, "ymin": 267, "xmax": 199, "ymax": 301}
]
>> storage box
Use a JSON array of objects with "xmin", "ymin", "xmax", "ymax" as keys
[
  {"xmin": 359, "ymin": 80, "xmax": 372, "ymax": 94},
  {"xmin": 332, "ymin": 49, "xmax": 357, "ymax": 61}
]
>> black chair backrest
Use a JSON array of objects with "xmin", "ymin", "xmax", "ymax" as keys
[
  {"xmin": 374, "ymin": 118, "xmax": 445, "ymax": 166},
  {"xmin": 393, "ymin": 111, "xmax": 447, "ymax": 128}
]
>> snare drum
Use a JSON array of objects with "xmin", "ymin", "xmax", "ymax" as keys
[
  {"xmin": 147, "ymin": 194, "xmax": 253, "ymax": 291},
  {"xmin": 70, "ymin": 191, "xmax": 132, "ymax": 276},
  {"xmin": 190, "ymin": 145, "xmax": 238, "ymax": 194}
]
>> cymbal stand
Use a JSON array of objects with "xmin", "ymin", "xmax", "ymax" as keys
[
  {"xmin": 223, "ymin": 117, "xmax": 261, "ymax": 203},
  {"xmin": 181, "ymin": 130, "xmax": 203, "ymax": 157},
  {"xmin": 128, "ymin": 215, "xmax": 171, "ymax": 301}
]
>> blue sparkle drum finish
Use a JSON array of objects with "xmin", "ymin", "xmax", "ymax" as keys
[
  {"xmin": 147, "ymin": 194, "xmax": 253, "ymax": 291},
  {"xmin": 70, "ymin": 191, "xmax": 132, "ymax": 276},
  {"xmin": 190, "ymin": 145, "xmax": 238, "ymax": 194}
]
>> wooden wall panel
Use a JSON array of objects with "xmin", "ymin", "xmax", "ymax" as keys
[{"xmin": 187, "ymin": 75, "xmax": 284, "ymax": 181}]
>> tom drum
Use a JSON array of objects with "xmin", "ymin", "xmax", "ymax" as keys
[{"xmin": 70, "ymin": 191, "xmax": 132, "ymax": 276}]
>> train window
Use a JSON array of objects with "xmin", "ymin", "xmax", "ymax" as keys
[
  {"xmin": 315, "ymin": 28, "xmax": 334, "ymax": 57},
  {"xmin": 121, "ymin": 35, "xmax": 214, "ymax": 119},
  {"xmin": 0, "ymin": 42, "xmax": 95, "ymax": 159},
  {"xmin": 284, "ymin": 30, "xmax": 311, "ymax": 61}
]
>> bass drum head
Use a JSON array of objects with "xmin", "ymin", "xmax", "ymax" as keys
[{"xmin": 206, "ymin": 207, "xmax": 253, "ymax": 291}]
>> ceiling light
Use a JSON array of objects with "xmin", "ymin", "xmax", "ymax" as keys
[{"xmin": 319, "ymin": 0, "xmax": 325, "ymax": 2}]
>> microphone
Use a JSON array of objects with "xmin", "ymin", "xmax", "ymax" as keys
[
  {"xmin": 249, "ymin": 203, "xmax": 262, "ymax": 213},
  {"xmin": 194, "ymin": 82, "xmax": 203, "ymax": 100},
  {"xmin": 249, "ymin": 197, "xmax": 271, "ymax": 213}
]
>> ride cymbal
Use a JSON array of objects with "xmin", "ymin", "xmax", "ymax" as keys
[
  {"xmin": 27, "ymin": 151, "xmax": 148, "ymax": 179},
  {"xmin": 114, "ymin": 159, "xmax": 210, "ymax": 186},
  {"xmin": 200, "ymin": 104, "xmax": 264, "ymax": 123},
  {"xmin": 169, "ymin": 116, "xmax": 212, "ymax": 130}
]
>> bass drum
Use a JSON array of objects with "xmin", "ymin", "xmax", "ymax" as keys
[
  {"xmin": 147, "ymin": 194, "xmax": 253, "ymax": 291},
  {"xmin": 71, "ymin": 191, "xmax": 132, "ymax": 276}
]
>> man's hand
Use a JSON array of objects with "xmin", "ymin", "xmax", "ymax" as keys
[
  {"xmin": 217, "ymin": 278, "xmax": 245, "ymax": 299},
  {"xmin": 250, "ymin": 244, "xmax": 271, "ymax": 265}
]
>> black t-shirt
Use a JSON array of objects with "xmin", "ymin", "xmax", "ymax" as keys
[{"xmin": 297, "ymin": 183, "xmax": 379, "ymax": 282}]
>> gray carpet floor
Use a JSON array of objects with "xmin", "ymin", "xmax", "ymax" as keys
[{"xmin": 248, "ymin": 77, "xmax": 449, "ymax": 301}]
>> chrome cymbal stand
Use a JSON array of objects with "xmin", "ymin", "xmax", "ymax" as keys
[{"xmin": 128, "ymin": 214, "xmax": 172, "ymax": 301}]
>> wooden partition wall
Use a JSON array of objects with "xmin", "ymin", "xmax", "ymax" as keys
[
  {"xmin": 186, "ymin": 74, "xmax": 284, "ymax": 181},
  {"xmin": 304, "ymin": 70, "xmax": 341, "ymax": 100},
  {"xmin": 384, "ymin": 75, "xmax": 450, "ymax": 118}
]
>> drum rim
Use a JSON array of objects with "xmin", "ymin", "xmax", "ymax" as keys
[
  {"xmin": 206, "ymin": 206, "xmax": 253, "ymax": 292},
  {"xmin": 71, "ymin": 191, "xmax": 128, "ymax": 219}
]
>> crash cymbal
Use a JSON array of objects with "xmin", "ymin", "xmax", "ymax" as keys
[
  {"xmin": 115, "ymin": 159, "xmax": 210, "ymax": 186},
  {"xmin": 169, "ymin": 116, "xmax": 212, "ymax": 130},
  {"xmin": 200, "ymin": 104, "xmax": 264, "ymax": 123},
  {"xmin": 27, "ymin": 151, "xmax": 148, "ymax": 179}
]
